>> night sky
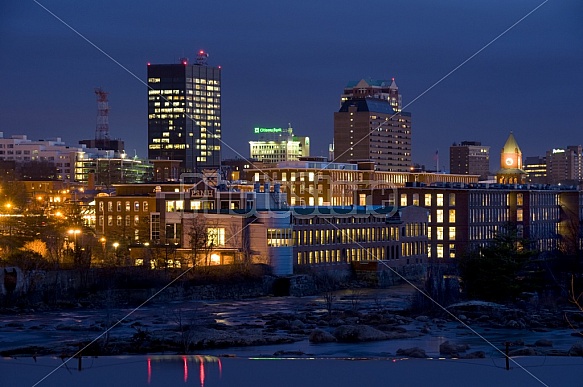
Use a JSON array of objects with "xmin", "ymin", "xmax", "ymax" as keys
[{"xmin": 1, "ymin": 0, "xmax": 582, "ymax": 170}]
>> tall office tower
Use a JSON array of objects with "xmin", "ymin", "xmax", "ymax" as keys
[
  {"xmin": 147, "ymin": 50, "xmax": 221, "ymax": 174},
  {"xmin": 496, "ymin": 132, "xmax": 525, "ymax": 184},
  {"xmin": 523, "ymin": 156, "xmax": 547, "ymax": 184},
  {"xmin": 546, "ymin": 145, "xmax": 583, "ymax": 184},
  {"xmin": 449, "ymin": 141, "xmax": 490, "ymax": 179},
  {"xmin": 334, "ymin": 78, "xmax": 411, "ymax": 172}
]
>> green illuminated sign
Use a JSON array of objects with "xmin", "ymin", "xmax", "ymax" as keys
[{"xmin": 254, "ymin": 127, "xmax": 283, "ymax": 134}]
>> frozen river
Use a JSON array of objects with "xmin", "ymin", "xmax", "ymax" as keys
[{"xmin": 1, "ymin": 355, "xmax": 582, "ymax": 387}]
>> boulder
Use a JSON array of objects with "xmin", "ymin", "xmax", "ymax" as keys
[
  {"xmin": 333, "ymin": 325, "xmax": 388, "ymax": 342},
  {"xmin": 439, "ymin": 341, "xmax": 470, "ymax": 356},
  {"xmin": 309, "ymin": 329, "xmax": 337, "ymax": 343},
  {"xmin": 568, "ymin": 342, "xmax": 583, "ymax": 356},
  {"xmin": 289, "ymin": 319, "xmax": 305, "ymax": 329},
  {"xmin": 534, "ymin": 339, "xmax": 553, "ymax": 347},
  {"xmin": 396, "ymin": 347, "xmax": 426, "ymax": 358},
  {"xmin": 508, "ymin": 347, "xmax": 538, "ymax": 356},
  {"xmin": 462, "ymin": 351, "xmax": 486, "ymax": 359}
]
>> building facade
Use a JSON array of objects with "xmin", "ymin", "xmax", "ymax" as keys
[
  {"xmin": 449, "ymin": 141, "xmax": 490, "ymax": 179},
  {"xmin": 147, "ymin": 51, "xmax": 221, "ymax": 173},
  {"xmin": 249, "ymin": 160, "xmax": 478, "ymax": 207},
  {"xmin": 334, "ymin": 78, "xmax": 412, "ymax": 172},
  {"xmin": 75, "ymin": 151, "xmax": 152, "ymax": 186},
  {"xmin": 524, "ymin": 156, "xmax": 547, "ymax": 184},
  {"xmin": 0, "ymin": 133, "xmax": 79, "ymax": 181},
  {"xmin": 292, "ymin": 206, "xmax": 428, "ymax": 268},
  {"xmin": 249, "ymin": 125, "xmax": 309, "ymax": 163},
  {"xmin": 360, "ymin": 184, "xmax": 574, "ymax": 260},
  {"xmin": 545, "ymin": 146, "xmax": 583, "ymax": 185}
]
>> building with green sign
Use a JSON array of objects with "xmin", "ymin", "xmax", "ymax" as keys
[{"xmin": 249, "ymin": 125, "xmax": 309, "ymax": 163}]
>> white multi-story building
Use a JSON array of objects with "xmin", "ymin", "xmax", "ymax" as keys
[
  {"xmin": 0, "ymin": 133, "xmax": 80, "ymax": 181},
  {"xmin": 249, "ymin": 125, "xmax": 309, "ymax": 163}
]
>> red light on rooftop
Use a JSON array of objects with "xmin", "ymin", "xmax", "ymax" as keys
[
  {"xmin": 199, "ymin": 50, "xmax": 204, "ymax": 54},
  {"xmin": 182, "ymin": 61, "xmax": 187, "ymax": 65},
  {"xmin": 147, "ymin": 62, "xmax": 151, "ymax": 66},
  {"xmin": 218, "ymin": 65, "xmax": 222, "ymax": 69},
  {"xmin": 392, "ymin": 77, "xmax": 395, "ymax": 81}
]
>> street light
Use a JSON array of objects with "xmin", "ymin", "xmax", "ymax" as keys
[
  {"xmin": 68, "ymin": 229, "xmax": 81, "ymax": 250},
  {"xmin": 100, "ymin": 237, "xmax": 106, "ymax": 263},
  {"xmin": 113, "ymin": 242, "xmax": 120, "ymax": 265}
]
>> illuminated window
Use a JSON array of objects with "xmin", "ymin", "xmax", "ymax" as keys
[
  {"xmin": 400, "ymin": 194, "xmax": 407, "ymax": 206},
  {"xmin": 436, "ymin": 209, "xmax": 444, "ymax": 223},
  {"xmin": 449, "ymin": 244, "xmax": 456, "ymax": 258},
  {"xmin": 517, "ymin": 193, "xmax": 523, "ymax": 206},
  {"xmin": 436, "ymin": 194, "xmax": 444, "ymax": 206},
  {"xmin": 449, "ymin": 227, "xmax": 456, "ymax": 240},
  {"xmin": 143, "ymin": 201, "xmax": 149, "ymax": 212},
  {"xmin": 125, "ymin": 215, "xmax": 131, "ymax": 226},
  {"xmin": 267, "ymin": 228, "xmax": 292, "ymax": 247},
  {"xmin": 134, "ymin": 215, "xmax": 140, "ymax": 225},
  {"xmin": 134, "ymin": 201, "xmax": 140, "ymax": 212},
  {"xmin": 412, "ymin": 194, "xmax": 419, "ymax": 206},
  {"xmin": 117, "ymin": 201, "xmax": 122, "ymax": 212},
  {"xmin": 449, "ymin": 193, "xmax": 456, "ymax": 206},
  {"xmin": 517, "ymin": 208, "xmax": 523, "ymax": 222},
  {"xmin": 108, "ymin": 202, "xmax": 113, "ymax": 212},
  {"xmin": 165, "ymin": 200, "xmax": 184, "ymax": 212},
  {"xmin": 359, "ymin": 193, "xmax": 367, "ymax": 206},
  {"xmin": 116, "ymin": 215, "xmax": 122, "ymax": 226},
  {"xmin": 99, "ymin": 202, "xmax": 104, "ymax": 212},
  {"xmin": 436, "ymin": 226, "xmax": 444, "ymax": 240},
  {"xmin": 437, "ymin": 243, "xmax": 444, "ymax": 258},
  {"xmin": 108, "ymin": 215, "xmax": 113, "ymax": 226},
  {"xmin": 125, "ymin": 201, "xmax": 131, "ymax": 211},
  {"xmin": 207, "ymin": 227, "xmax": 225, "ymax": 246},
  {"xmin": 449, "ymin": 209, "xmax": 456, "ymax": 223}
]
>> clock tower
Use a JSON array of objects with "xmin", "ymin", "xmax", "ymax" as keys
[{"xmin": 496, "ymin": 132, "xmax": 525, "ymax": 184}]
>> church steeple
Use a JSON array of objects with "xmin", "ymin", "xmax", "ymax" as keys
[{"xmin": 496, "ymin": 132, "xmax": 525, "ymax": 184}]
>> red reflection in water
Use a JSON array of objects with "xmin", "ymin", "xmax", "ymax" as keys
[
  {"xmin": 199, "ymin": 358, "xmax": 205, "ymax": 387},
  {"xmin": 147, "ymin": 358, "xmax": 152, "ymax": 384},
  {"xmin": 218, "ymin": 358, "xmax": 222, "ymax": 378},
  {"xmin": 183, "ymin": 356, "xmax": 188, "ymax": 383}
]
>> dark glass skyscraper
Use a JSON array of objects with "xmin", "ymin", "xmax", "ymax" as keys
[{"xmin": 147, "ymin": 51, "xmax": 221, "ymax": 173}]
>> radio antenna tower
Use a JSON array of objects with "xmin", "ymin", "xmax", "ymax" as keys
[{"xmin": 95, "ymin": 87, "xmax": 110, "ymax": 140}]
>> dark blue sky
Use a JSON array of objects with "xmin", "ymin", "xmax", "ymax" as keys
[{"xmin": 1, "ymin": 0, "xmax": 582, "ymax": 170}]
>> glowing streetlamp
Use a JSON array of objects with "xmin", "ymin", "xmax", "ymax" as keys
[
  {"xmin": 100, "ymin": 237, "xmax": 106, "ymax": 263},
  {"xmin": 68, "ymin": 229, "xmax": 81, "ymax": 250}
]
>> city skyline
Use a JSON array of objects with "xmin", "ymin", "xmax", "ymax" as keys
[{"xmin": 1, "ymin": 1, "xmax": 582, "ymax": 170}]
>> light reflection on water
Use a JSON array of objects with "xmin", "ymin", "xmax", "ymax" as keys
[
  {"xmin": 1, "ymin": 355, "xmax": 581, "ymax": 387},
  {"xmin": 147, "ymin": 355, "xmax": 221, "ymax": 386}
]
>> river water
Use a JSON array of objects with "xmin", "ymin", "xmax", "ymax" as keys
[{"xmin": 2, "ymin": 355, "xmax": 582, "ymax": 387}]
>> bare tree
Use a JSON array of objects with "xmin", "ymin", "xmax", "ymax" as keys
[
  {"xmin": 183, "ymin": 215, "xmax": 217, "ymax": 270},
  {"xmin": 172, "ymin": 307, "xmax": 198, "ymax": 354}
]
